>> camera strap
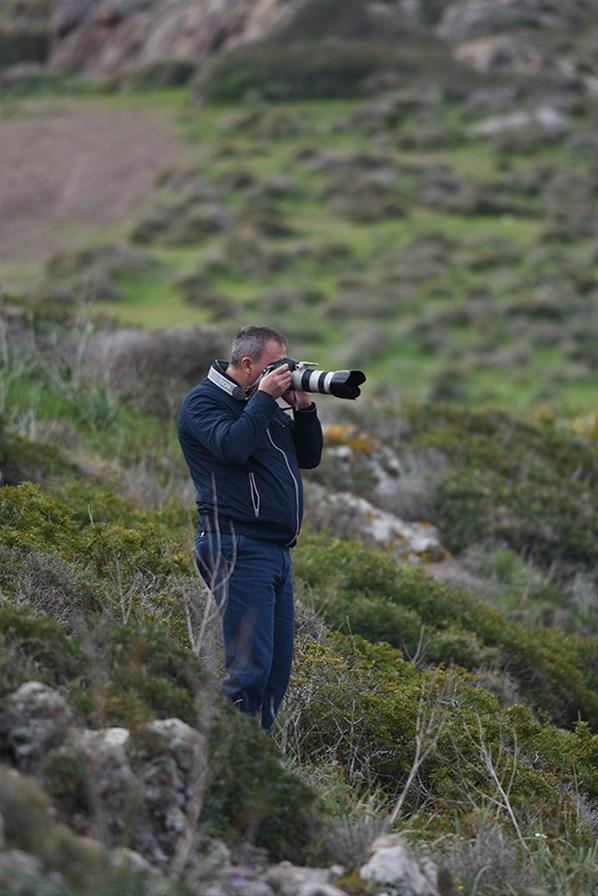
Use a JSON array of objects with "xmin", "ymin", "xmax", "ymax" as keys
[{"xmin": 207, "ymin": 363, "xmax": 248, "ymax": 401}]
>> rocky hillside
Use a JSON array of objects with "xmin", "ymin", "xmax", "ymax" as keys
[
  {"xmin": 0, "ymin": 0, "xmax": 301, "ymax": 76},
  {"xmin": 2, "ymin": 0, "xmax": 596, "ymax": 89},
  {"xmin": 0, "ymin": 309, "xmax": 596, "ymax": 894},
  {"xmin": 0, "ymin": 1, "xmax": 597, "ymax": 894}
]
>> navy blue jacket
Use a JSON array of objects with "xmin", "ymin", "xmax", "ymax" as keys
[{"xmin": 177, "ymin": 362, "xmax": 323, "ymax": 547}]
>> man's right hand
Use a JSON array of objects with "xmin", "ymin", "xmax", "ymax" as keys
[{"xmin": 258, "ymin": 364, "xmax": 293, "ymax": 399}]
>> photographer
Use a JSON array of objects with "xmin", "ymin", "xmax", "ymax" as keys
[{"xmin": 177, "ymin": 325, "xmax": 323, "ymax": 731}]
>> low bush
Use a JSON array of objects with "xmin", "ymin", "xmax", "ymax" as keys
[
  {"xmin": 0, "ymin": 544, "xmax": 103, "ymax": 624},
  {"xmin": 287, "ymin": 632, "xmax": 598, "ymax": 816},
  {"xmin": 0, "ymin": 26, "xmax": 48, "ymax": 67},
  {"xmin": 0, "ymin": 483, "xmax": 180, "ymax": 571},
  {"xmin": 105, "ymin": 59, "xmax": 196, "ymax": 91},
  {"xmin": 202, "ymin": 704, "xmax": 320, "ymax": 862},
  {"xmin": 405, "ymin": 405, "xmax": 598, "ymax": 579},
  {"xmin": 294, "ymin": 536, "xmax": 598, "ymax": 728},
  {"xmin": 0, "ymin": 606, "xmax": 85, "ymax": 702},
  {"xmin": 0, "ymin": 416, "xmax": 74, "ymax": 485},
  {"xmin": 88, "ymin": 324, "xmax": 225, "ymax": 415},
  {"xmin": 199, "ymin": 38, "xmax": 458, "ymax": 102}
]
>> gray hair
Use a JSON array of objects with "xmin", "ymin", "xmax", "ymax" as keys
[{"xmin": 230, "ymin": 325, "xmax": 287, "ymax": 367}]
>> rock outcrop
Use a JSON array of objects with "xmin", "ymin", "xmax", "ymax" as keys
[
  {"xmin": 0, "ymin": 682, "xmax": 443, "ymax": 896},
  {"xmin": 48, "ymin": 0, "xmax": 302, "ymax": 75}
]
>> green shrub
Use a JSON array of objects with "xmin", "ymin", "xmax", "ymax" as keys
[
  {"xmin": 288, "ymin": 632, "xmax": 598, "ymax": 820},
  {"xmin": 0, "ymin": 26, "xmax": 48, "ymax": 67},
  {"xmin": 87, "ymin": 620, "xmax": 206, "ymax": 728},
  {"xmin": 199, "ymin": 22, "xmax": 462, "ymax": 103},
  {"xmin": 105, "ymin": 59, "xmax": 196, "ymax": 91},
  {"xmin": 200, "ymin": 41, "xmax": 395, "ymax": 102},
  {"xmin": 0, "ymin": 606, "xmax": 85, "ymax": 699},
  {"xmin": 406, "ymin": 405, "xmax": 598, "ymax": 577},
  {"xmin": 0, "ymin": 482, "xmax": 78, "ymax": 550},
  {"xmin": 202, "ymin": 702, "xmax": 320, "ymax": 862},
  {"xmin": 42, "ymin": 746, "xmax": 92, "ymax": 817},
  {"xmin": 0, "ymin": 419, "xmax": 74, "ymax": 486},
  {"xmin": 294, "ymin": 536, "xmax": 598, "ymax": 728},
  {"xmin": 0, "ymin": 483, "xmax": 189, "ymax": 584}
]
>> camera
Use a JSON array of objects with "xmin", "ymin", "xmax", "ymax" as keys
[{"xmin": 263, "ymin": 357, "xmax": 366, "ymax": 400}]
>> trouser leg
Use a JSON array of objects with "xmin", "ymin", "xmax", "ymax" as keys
[
  {"xmin": 196, "ymin": 533, "xmax": 289, "ymax": 727},
  {"xmin": 262, "ymin": 548, "xmax": 294, "ymax": 732}
]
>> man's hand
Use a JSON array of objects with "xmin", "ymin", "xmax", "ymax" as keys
[
  {"xmin": 258, "ymin": 364, "xmax": 293, "ymax": 399},
  {"xmin": 282, "ymin": 390, "xmax": 312, "ymax": 410}
]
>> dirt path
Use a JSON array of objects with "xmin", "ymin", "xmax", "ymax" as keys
[{"xmin": 0, "ymin": 99, "xmax": 188, "ymax": 266}]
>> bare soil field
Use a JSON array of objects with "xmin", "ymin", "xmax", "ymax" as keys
[{"xmin": 0, "ymin": 100, "xmax": 187, "ymax": 267}]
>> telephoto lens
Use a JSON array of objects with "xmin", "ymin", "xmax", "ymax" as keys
[
  {"xmin": 290, "ymin": 366, "xmax": 366, "ymax": 399},
  {"xmin": 263, "ymin": 358, "xmax": 366, "ymax": 399}
]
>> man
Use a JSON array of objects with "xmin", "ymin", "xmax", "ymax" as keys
[{"xmin": 177, "ymin": 325, "xmax": 323, "ymax": 731}]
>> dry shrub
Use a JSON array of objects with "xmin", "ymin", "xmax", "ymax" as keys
[
  {"xmin": 88, "ymin": 325, "xmax": 226, "ymax": 416},
  {"xmin": 0, "ymin": 545, "xmax": 101, "ymax": 626},
  {"xmin": 431, "ymin": 824, "xmax": 533, "ymax": 896}
]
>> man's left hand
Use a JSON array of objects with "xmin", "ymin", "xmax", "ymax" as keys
[{"xmin": 282, "ymin": 390, "xmax": 312, "ymax": 410}]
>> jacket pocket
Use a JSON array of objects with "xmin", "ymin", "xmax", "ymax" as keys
[{"xmin": 248, "ymin": 472, "xmax": 261, "ymax": 518}]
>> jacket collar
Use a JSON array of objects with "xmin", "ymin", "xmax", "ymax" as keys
[{"xmin": 208, "ymin": 361, "xmax": 249, "ymax": 401}]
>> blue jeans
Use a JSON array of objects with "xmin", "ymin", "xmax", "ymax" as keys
[{"xmin": 195, "ymin": 531, "xmax": 294, "ymax": 731}]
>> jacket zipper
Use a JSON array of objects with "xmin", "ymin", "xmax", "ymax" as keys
[
  {"xmin": 267, "ymin": 427, "xmax": 300, "ymax": 546},
  {"xmin": 248, "ymin": 472, "xmax": 261, "ymax": 518}
]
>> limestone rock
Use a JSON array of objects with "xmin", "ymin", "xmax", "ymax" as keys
[
  {"xmin": 49, "ymin": 0, "xmax": 302, "ymax": 76},
  {"xmin": 469, "ymin": 106, "xmax": 570, "ymax": 139},
  {"xmin": 265, "ymin": 861, "xmax": 347, "ymax": 896},
  {"xmin": 0, "ymin": 683, "xmax": 72, "ymax": 770},
  {"xmin": 135, "ymin": 717, "xmax": 208, "ymax": 868},
  {"xmin": 453, "ymin": 34, "xmax": 544, "ymax": 74},
  {"xmin": 437, "ymin": 0, "xmax": 563, "ymax": 41},
  {"xmin": 360, "ymin": 834, "xmax": 439, "ymax": 896},
  {"xmin": 306, "ymin": 482, "xmax": 444, "ymax": 563},
  {"xmin": 70, "ymin": 726, "xmax": 136, "ymax": 838}
]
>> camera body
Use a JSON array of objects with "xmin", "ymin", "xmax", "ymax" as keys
[{"xmin": 262, "ymin": 357, "xmax": 366, "ymax": 400}]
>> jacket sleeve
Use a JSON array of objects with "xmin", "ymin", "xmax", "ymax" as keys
[
  {"xmin": 182, "ymin": 390, "xmax": 278, "ymax": 464},
  {"xmin": 292, "ymin": 403, "xmax": 323, "ymax": 469}
]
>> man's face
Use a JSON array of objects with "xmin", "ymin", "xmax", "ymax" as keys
[{"xmin": 245, "ymin": 340, "xmax": 287, "ymax": 386}]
